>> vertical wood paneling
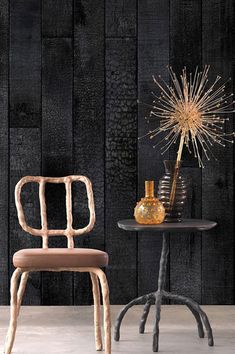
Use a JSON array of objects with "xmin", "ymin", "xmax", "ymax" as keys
[
  {"xmin": 106, "ymin": 38, "xmax": 137, "ymax": 303},
  {"xmin": 169, "ymin": 0, "xmax": 202, "ymax": 303},
  {"xmin": 105, "ymin": 1, "xmax": 137, "ymax": 303},
  {"xmin": 0, "ymin": 0, "xmax": 233, "ymax": 306},
  {"xmin": 42, "ymin": 0, "xmax": 72, "ymax": 38},
  {"xmin": 0, "ymin": 0, "xmax": 9, "ymax": 304},
  {"xmin": 10, "ymin": 129, "xmax": 41, "ymax": 304},
  {"xmin": 106, "ymin": 0, "xmax": 136, "ymax": 37},
  {"xmin": 9, "ymin": 0, "xmax": 41, "ymax": 127},
  {"xmin": 138, "ymin": 0, "xmax": 170, "ymax": 297},
  {"xmin": 73, "ymin": 0, "xmax": 105, "ymax": 305},
  {"xmin": 9, "ymin": 0, "xmax": 42, "ymax": 305},
  {"xmin": 42, "ymin": 0, "xmax": 73, "ymax": 304},
  {"xmin": 202, "ymin": 0, "xmax": 234, "ymax": 304},
  {"xmin": 42, "ymin": 39, "xmax": 73, "ymax": 175}
]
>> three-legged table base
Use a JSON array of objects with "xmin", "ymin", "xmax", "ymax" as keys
[{"xmin": 114, "ymin": 233, "xmax": 214, "ymax": 352}]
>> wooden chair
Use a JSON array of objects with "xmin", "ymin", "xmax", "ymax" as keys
[{"xmin": 4, "ymin": 175, "xmax": 111, "ymax": 354}]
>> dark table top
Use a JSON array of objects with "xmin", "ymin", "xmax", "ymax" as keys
[{"xmin": 118, "ymin": 219, "xmax": 217, "ymax": 232}]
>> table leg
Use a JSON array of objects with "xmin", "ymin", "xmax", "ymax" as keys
[
  {"xmin": 162, "ymin": 290, "xmax": 213, "ymax": 346},
  {"xmin": 114, "ymin": 230, "xmax": 213, "ymax": 352},
  {"xmin": 114, "ymin": 292, "xmax": 155, "ymax": 341},
  {"xmin": 152, "ymin": 291, "xmax": 162, "ymax": 352},
  {"xmin": 139, "ymin": 298, "xmax": 153, "ymax": 334},
  {"xmin": 185, "ymin": 303, "xmax": 205, "ymax": 338},
  {"xmin": 139, "ymin": 294, "xmax": 205, "ymax": 339},
  {"xmin": 152, "ymin": 232, "xmax": 169, "ymax": 352}
]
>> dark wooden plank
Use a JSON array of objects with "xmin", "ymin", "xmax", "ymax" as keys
[
  {"xmin": 202, "ymin": 0, "xmax": 234, "ymax": 304},
  {"xmin": 138, "ymin": 0, "xmax": 169, "ymax": 297},
  {"xmin": 105, "ymin": 37, "xmax": 137, "ymax": 304},
  {"xmin": 42, "ymin": 38, "xmax": 73, "ymax": 305},
  {"xmin": 42, "ymin": 38, "xmax": 73, "ymax": 176},
  {"xmin": 42, "ymin": 0, "xmax": 72, "ymax": 38},
  {"xmin": 0, "ymin": 0, "xmax": 9, "ymax": 304},
  {"xmin": 169, "ymin": 0, "xmax": 202, "ymax": 165},
  {"xmin": 170, "ymin": 1, "xmax": 202, "ymax": 74},
  {"xmin": 9, "ymin": 0, "xmax": 41, "ymax": 127},
  {"xmin": 169, "ymin": 167, "xmax": 202, "ymax": 302},
  {"xmin": 73, "ymin": 0, "xmax": 105, "ymax": 305},
  {"xmin": 105, "ymin": 0, "xmax": 136, "ymax": 37},
  {"xmin": 10, "ymin": 128, "xmax": 41, "ymax": 305},
  {"xmin": 169, "ymin": 0, "xmax": 202, "ymax": 303}
]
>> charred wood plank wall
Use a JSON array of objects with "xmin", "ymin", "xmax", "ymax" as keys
[{"xmin": 0, "ymin": 0, "xmax": 233, "ymax": 305}]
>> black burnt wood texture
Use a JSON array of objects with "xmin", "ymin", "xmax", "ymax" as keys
[
  {"xmin": 41, "ymin": 0, "xmax": 73, "ymax": 304},
  {"xmin": 10, "ymin": 0, "xmax": 41, "ymax": 128},
  {"xmin": 169, "ymin": 0, "xmax": 203, "ymax": 303},
  {"xmin": 138, "ymin": 0, "xmax": 170, "ymax": 300},
  {"xmin": 105, "ymin": 0, "xmax": 137, "ymax": 305},
  {"xmin": 73, "ymin": 0, "xmax": 105, "ymax": 305},
  {"xmin": 0, "ymin": 0, "xmax": 233, "ymax": 305},
  {"xmin": 9, "ymin": 0, "xmax": 42, "ymax": 304},
  {"xmin": 0, "ymin": 0, "xmax": 9, "ymax": 304},
  {"xmin": 201, "ymin": 0, "xmax": 234, "ymax": 304}
]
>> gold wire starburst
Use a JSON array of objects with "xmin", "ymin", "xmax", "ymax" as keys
[{"xmin": 140, "ymin": 65, "xmax": 235, "ymax": 167}]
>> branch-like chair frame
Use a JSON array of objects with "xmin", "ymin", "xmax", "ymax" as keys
[{"xmin": 4, "ymin": 175, "xmax": 111, "ymax": 354}]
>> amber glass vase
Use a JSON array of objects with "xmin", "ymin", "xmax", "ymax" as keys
[
  {"xmin": 157, "ymin": 160, "xmax": 187, "ymax": 222},
  {"xmin": 134, "ymin": 181, "xmax": 165, "ymax": 224}
]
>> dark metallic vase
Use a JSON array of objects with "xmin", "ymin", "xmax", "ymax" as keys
[{"xmin": 157, "ymin": 160, "xmax": 187, "ymax": 222}]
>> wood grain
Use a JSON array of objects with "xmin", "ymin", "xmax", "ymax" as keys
[
  {"xmin": 73, "ymin": 0, "xmax": 105, "ymax": 305},
  {"xmin": 169, "ymin": 0, "xmax": 202, "ymax": 303},
  {"xmin": 42, "ymin": 37, "xmax": 73, "ymax": 305},
  {"xmin": 0, "ymin": 0, "xmax": 233, "ymax": 306},
  {"xmin": 0, "ymin": 0, "xmax": 9, "ymax": 304},
  {"xmin": 42, "ymin": 0, "xmax": 72, "ymax": 38},
  {"xmin": 105, "ymin": 0, "xmax": 136, "ymax": 37},
  {"xmin": 9, "ymin": 0, "xmax": 41, "ymax": 127},
  {"xmin": 105, "ymin": 37, "xmax": 137, "ymax": 304},
  {"xmin": 9, "ymin": 128, "xmax": 41, "ymax": 304},
  {"xmin": 138, "ymin": 0, "xmax": 170, "ymax": 297},
  {"xmin": 201, "ymin": 0, "xmax": 234, "ymax": 304}
]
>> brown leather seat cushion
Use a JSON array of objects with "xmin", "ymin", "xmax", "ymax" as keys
[{"xmin": 13, "ymin": 248, "xmax": 108, "ymax": 269}]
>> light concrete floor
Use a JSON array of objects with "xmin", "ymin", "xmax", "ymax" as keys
[{"xmin": 0, "ymin": 305, "xmax": 235, "ymax": 353}]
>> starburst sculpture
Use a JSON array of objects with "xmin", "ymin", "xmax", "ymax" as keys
[
  {"xmin": 141, "ymin": 65, "xmax": 234, "ymax": 168},
  {"xmin": 140, "ymin": 65, "xmax": 234, "ymax": 210}
]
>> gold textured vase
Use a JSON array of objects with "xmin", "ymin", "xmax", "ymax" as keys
[{"xmin": 134, "ymin": 181, "xmax": 165, "ymax": 224}]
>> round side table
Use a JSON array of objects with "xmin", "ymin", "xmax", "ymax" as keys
[{"xmin": 114, "ymin": 218, "xmax": 217, "ymax": 352}]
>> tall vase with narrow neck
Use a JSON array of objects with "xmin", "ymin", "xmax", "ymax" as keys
[
  {"xmin": 134, "ymin": 181, "xmax": 165, "ymax": 224},
  {"xmin": 157, "ymin": 160, "xmax": 187, "ymax": 222}
]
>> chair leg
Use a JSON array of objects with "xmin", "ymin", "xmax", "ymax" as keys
[
  {"xmin": 95, "ymin": 269, "xmax": 111, "ymax": 354},
  {"xmin": 4, "ymin": 268, "xmax": 22, "ymax": 354},
  {"xmin": 90, "ymin": 272, "xmax": 102, "ymax": 351},
  {"xmin": 17, "ymin": 272, "xmax": 29, "ymax": 316}
]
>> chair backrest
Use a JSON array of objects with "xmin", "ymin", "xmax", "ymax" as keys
[{"xmin": 15, "ymin": 175, "xmax": 95, "ymax": 249}]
